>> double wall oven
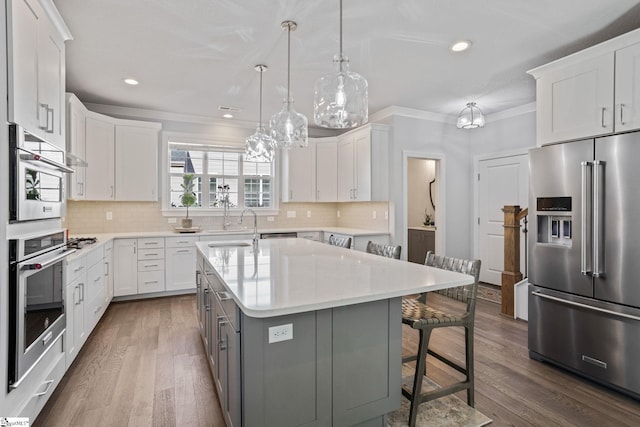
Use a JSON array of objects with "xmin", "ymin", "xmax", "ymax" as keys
[{"xmin": 7, "ymin": 124, "xmax": 75, "ymax": 389}]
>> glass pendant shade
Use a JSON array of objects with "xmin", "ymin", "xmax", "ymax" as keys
[
  {"xmin": 271, "ymin": 20, "xmax": 308, "ymax": 149},
  {"xmin": 456, "ymin": 102, "xmax": 485, "ymax": 129},
  {"xmin": 314, "ymin": 54, "xmax": 368, "ymax": 128},
  {"xmin": 270, "ymin": 100, "xmax": 308, "ymax": 148},
  {"xmin": 245, "ymin": 64, "xmax": 275, "ymax": 162},
  {"xmin": 245, "ymin": 124, "xmax": 275, "ymax": 162},
  {"xmin": 313, "ymin": 0, "xmax": 368, "ymax": 129}
]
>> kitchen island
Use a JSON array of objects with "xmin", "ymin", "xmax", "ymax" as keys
[{"xmin": 195, "ymin": 238, "xmax": 473, "ymax": 427}]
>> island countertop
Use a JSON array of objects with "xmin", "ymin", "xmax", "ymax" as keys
[{"xmin": 196, "ymin": 238, "xmax": 473, "ymax": 318}]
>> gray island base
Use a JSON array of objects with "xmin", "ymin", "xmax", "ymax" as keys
[{"xmin": 195, "ymin": 239, "xmax": 472, "ymax": 426}]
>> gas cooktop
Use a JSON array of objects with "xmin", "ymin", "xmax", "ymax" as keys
[{"xmin": 67, "ymin": 237, "xmax": 97, "ymax": 249}]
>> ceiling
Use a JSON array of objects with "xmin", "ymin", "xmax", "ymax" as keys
[{"xmin": 55, "ymin": 0, "xmax": 640, "ymax": 128}]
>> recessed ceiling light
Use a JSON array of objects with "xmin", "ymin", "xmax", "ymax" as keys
[
  {"xmin": 222, "ymin": 113, "xmax": 233, "ymax": 119},
  {"xmin": 123, "ymin": 78, "xmax": 139, "ymax": 85},
  {"xmin": 450, "ymin": 40, "xmax": 472, "ymax": 52}
]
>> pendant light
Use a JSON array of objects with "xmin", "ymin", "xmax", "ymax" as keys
[
  {"xmin": 270, "ymin": 20, "xmax": 308, "ymax": 149},
  {"xmin": 456, "ymin": 102, "xmax": 486, "ymax": 129},
  {"xmin": 313, "ymin": 0, "xmax": 368, "ymax": 129},
  {"xmin": 245, "ymin": 64, "xmax": 276, "ymax": 162}
]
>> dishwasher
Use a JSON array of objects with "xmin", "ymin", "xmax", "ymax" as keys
[{"xmin": 259, "ymin": 232, "xmax": 298, "ymax": 239}]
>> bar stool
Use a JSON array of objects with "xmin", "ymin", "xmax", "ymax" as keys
[
  {"xmin": 400, "ymin": 251, "xmax": 481, "ymax": 427},
  {"xmin": 365, "ymin": 241, "xmax": 401, "ymax": 259},
  {"xmin": 328, "ymin": 234, "xmax": 352, "ymax": 248}
]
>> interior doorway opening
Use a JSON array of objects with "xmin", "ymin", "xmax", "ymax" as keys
[{"xmin": 405, "ymin": 155, "xmax": 442, "ymax": 263}]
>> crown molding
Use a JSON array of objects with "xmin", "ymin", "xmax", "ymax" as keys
[
  {"xmin": 486, "ymin": 102, "xmax": 536, "ymax": 122},
  {"xmin": 370, "ymin": 105, "xmax": 454, "ymax": 124}
]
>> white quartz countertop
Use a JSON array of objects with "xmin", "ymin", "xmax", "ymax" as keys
[{"xmin": 196, "ymin": 239, "xmax": 473, "ymax": 318}]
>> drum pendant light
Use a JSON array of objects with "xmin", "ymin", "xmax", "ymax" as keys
[
  {"xmin": 269, "ymin": 20, "xmax": 308, "ymax": 149},
  {"xmin": 245, "ymin": 65, "xmax": 276, "ymax": 162},
  {"xmin": 313, "ymin": 0, "xmax": 368, "ymax": 129}
]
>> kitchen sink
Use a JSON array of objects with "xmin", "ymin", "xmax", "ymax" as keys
[{"xmin": 208, "ymin": 242, "xmax": 252, "ymax": 248}]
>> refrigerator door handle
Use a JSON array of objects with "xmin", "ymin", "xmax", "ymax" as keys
[
  {"xmin": 593, "ymin": 160, "xmax": 605, "ymax": 278},
  {"xmin": 531, "ymin": 291, "xmax": 640, "ymax": 321},
  {"xmin": 581, "ymin": 161, "xmax": 592, "ymax": 275}
]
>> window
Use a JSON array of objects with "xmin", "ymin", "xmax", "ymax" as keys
[{"xmin": 168, "ymin": 142, "xmax": 274, "ymax": 211}]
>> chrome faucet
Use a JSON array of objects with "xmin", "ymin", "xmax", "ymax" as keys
[
  {"xmin": 218, "ymin": 185, "xmax": 231, "ymax": 230},
  {"xmin": 239, "ymin": 208, "xmax": 259, "ymax": 246}
]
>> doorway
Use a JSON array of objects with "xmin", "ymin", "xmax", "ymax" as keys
[{"xmin": 403, "ymin": 152, "xmax": 444, "ymax": 263}]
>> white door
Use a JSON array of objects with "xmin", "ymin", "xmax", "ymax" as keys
[{"xmin": 477, "ymin": 154, "xmax": 529, "ymax": 285}]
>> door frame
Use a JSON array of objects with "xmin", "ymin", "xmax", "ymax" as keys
[
  {"xmin": 402, "ymin": 150, "xmax": 446, "ymax": 259},
  {"xmin": 473, "ymin": 148, "xmax": 529, "ymax": 281}
]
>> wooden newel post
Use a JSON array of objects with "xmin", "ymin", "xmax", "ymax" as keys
[{"xmin": 501, "ymin": 205, "xmax": 526, "ymax": 317}]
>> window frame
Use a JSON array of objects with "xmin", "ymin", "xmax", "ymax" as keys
[{"xmin": 161, "ymin": 131, "xmax": 281, "ymax": 216}]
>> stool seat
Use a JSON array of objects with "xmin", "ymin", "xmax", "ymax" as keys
[{"xmin": 402, "ymin": 298, "xmax": 467, "ymax": 328}]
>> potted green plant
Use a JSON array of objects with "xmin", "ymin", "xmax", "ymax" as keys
[{"xmin": 180, "ymin": 174, "xmax": 197, "ymax": 228}]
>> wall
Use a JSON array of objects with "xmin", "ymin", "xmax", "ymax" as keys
[
  {"xmin": 389, "ymin": 115, "xmax": 472, "ymax": 259},
  {"xmin": 407, "ymin": 158, "xmax": 436, "ymax": 227},
  {"xmin": 64, "ymin": 201, "xmax": 389, "ymax": 234}
]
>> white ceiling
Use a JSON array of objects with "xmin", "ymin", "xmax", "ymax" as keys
[{"xmin": 55, "ymin": 0, "xmax": 640, "ymax": 127}]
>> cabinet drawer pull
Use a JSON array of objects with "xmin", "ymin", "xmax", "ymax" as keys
[
  {"xmin": 73, "ymin": 266, "xmax": 84, "ymax": 273},
  {"xmin": 34, "ymin": 379, "xmax": 55, "ymax": 397},
  {"xmin": 47, "ymin": 107, "xmax": 55, "ymax": 133},
  {"xmin": 144, "ymin": 253, "xmax": 159, "ymax": 257},
  {"xmin": 144, "ymin": 264, "xmax": 159, "ymax": 268},
  {"xmin": 39, "ymin": 103, "xmax": 49, "ymax": 130},
  {"xmin": 217, "ymin": 291, "xmax": 231, "ymax": 301},
  {"xmin": 144, "ymin": 280, "xmax": 159, "ymax": 285},
  {"xmin": 601, "ymin": 107, "xmax": 607, "ymax": 128},
  {"xmin": 94, "ymin": 276, "xmax": 101, "ymax": 283},
  {"xmin": 42, "ymin": 331, "xmax": 53, "ymax": 346},
  {"xmin": 177, "ymin": 249, "xmax": 190, "ymax": 253},
  {"xmin": 144, "ymin": 242, "xmax": 159, "ymax": 246}
]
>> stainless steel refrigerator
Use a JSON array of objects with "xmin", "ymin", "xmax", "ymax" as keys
[{"xmin": 528, "ymin": 131, "xmax": 640, "ymax": 399}]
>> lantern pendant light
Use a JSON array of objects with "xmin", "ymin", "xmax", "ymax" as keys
[
  {"xmin": 245, "ymin": 64, "xmax": 276, "ymax": 162},
  {"xmin": 313, "ymin": 0, "xmax": 368, "ymax": 129},
  {"xmin": 456, "ymin": 102, "xmax": 486, "ymax": 129},
  {"xmin": 270, "ymin": 20, "xmax": 308, "ymax": 149}
]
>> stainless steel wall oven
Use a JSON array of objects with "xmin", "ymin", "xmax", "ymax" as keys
[
  {"xmin": 8, "ymin": 229, "xmax": 75, "ymax": 389},
  {"xmin": 9, "ymin": 124, "xmax": 73, "ymax": 222}
]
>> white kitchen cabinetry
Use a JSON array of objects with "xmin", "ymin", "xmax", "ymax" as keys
[
  {"xmin": 315, "ymin": 138, "xmax": 338, "ymax": 201},
  {"xmin": 297, "ymin": 231, "xmax": 323, "ymax": 242},
  {"xmin": 115, "ymin": 124, "xmax": 160, "ymax": 201},
  {"xmin": 66, "ymin": 94, "xmax": 87, "ymax": 199},
  {"xmin": 113, "ymin": 239, "xmax": 138, "ymax": 297},
  {"xmin": 529, "ymin": 29, "xmax": 640, "ymax": 145},
  {"xmin": 165, "ymin": 236, "xmax": 199, "ymax": 291},
  {"xmin": 64, "ymin": 256, "xmax": 87, "ymax": 368},
  {"xmin": 281, "ymin": 143, "xmax": 315, "ymax": 202},
  {"xmin": 104, "ymin": 240, "xmax": 114, "ymax": 302},
  {"xmin": 532, "ymin": 53, "xmax": 614, "ymax": 145},
  {"xmin": 71, "ymin": 95, "xmax": 161, "ymax": 201},
  {"xmin": 614, "ymin": 42, "xmax": 640, "ymax": 132},
  {"xmin": 85, "ymin": 114, "xmax": 115, "ymax": 200},
  {"xmin": 6, "ymin": 0, "xmax": 70, "ymax": 148},
  {"xmin": 337, "ymin": 124, "xmax": 389, "ymax": 202},
  {"xmin": 85, "ymin": 246, "xmax": 107, "ymax": 333},
  {"xmin": 137, "ymin": 238, "xmax": 165, "ymax": 294}
]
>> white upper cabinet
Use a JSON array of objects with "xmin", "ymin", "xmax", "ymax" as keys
[
  {"xmin": 7, "ymin": 0, "xmax": 70, "ymax": 148},
  {"xmin": 337, "ymin": 124, "xmax": 389, "ymax": 202},
  {"xmin": 534, "ymin": 53, "xmax": 614, "ymax": 145},
  {"xmin": 85, "ymin": 114, "xmax": 115, "ymax": 200},
  {"xmin": 315, "ymin": 138, "xmax": 338, "ymax": 202},
  {"xmin": 69, "ymin": 95, "xmax": 161, "ymax": 201},
  {"xmin": 66, "ymin": 94, "xmax": 87, "ymax": 200},
  {"xmin": 115, "ymin": 124, "xmax": 160, "ymax": 201},
  {"xmin": 529, "ymin": 29, "xmax": 640, "ymax": 145},
  {"xmin": 614, "ymin": 42, "xmax": 640, "ymax": 132},
  {"xmin": 282, "ymin": 143, "xmax": 316, "ymax": 202}
]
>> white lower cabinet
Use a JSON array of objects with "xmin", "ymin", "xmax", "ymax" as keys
[
  {"xmin": 84, "ymin": 246, "xmax": 108, "ymax": 335},
  {"xmin": 137, "ymin": 238, "xmax": 165, "ymax": 294},
  {"xmin": 113, "ymin": 239, "xmax": 138, "ymax": 296},
  {"xmin": 64, "ymin": 256, "xmax": 87, "ymax": 368},
  {"xmin": 165, "ymin": 236, "xmax": 199, "ymax": 291}
]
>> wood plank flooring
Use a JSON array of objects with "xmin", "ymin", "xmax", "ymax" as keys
[{"xmin": 35, "ymin": 294, "xmax": 640, "ymax": 427}]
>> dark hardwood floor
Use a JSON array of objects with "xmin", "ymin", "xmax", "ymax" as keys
[{"xmin": 35, "ymin": 294, "xmax": 640, "ymax": 426}]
